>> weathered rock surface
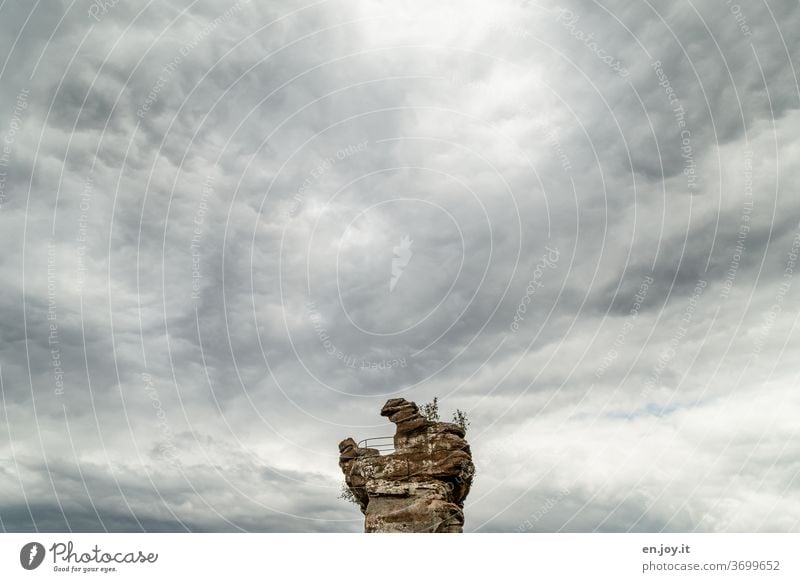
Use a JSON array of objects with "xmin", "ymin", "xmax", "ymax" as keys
[{"xmin": 338, "ymin": 399, "xmax": 474, "ymax": 532}]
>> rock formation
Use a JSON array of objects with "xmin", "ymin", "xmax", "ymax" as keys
[{"xmin": 338, "ymin": 398, "xmax": 474, "ymax": 533}]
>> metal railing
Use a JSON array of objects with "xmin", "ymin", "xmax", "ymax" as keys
[{"xmin": 357, "ymin": 436, "xmax": 394, "ymax": 454}]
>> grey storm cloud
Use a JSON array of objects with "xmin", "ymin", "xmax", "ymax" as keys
[{"xmin": 0, "ymin": 0, "xmax": 799, "ymax": 533}]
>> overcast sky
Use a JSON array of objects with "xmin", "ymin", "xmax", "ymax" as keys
[{"xmin": 1, "ymin": 0, "xmax": 799, "ymax": 533}]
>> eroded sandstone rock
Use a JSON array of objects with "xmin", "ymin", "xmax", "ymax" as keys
[{"xmin": 339, "ymin": 399, "xmax": 474, "ymax": 532}]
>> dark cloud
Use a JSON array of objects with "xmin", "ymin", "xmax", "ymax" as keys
[{"xmin": 0, "ymin": 0, "xmax": 799, "ymax": 533}]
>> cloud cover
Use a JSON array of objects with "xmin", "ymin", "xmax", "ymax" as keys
[{"xmin": 0, "ymin": 0, "xmax": 799, "ymax": 532}]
